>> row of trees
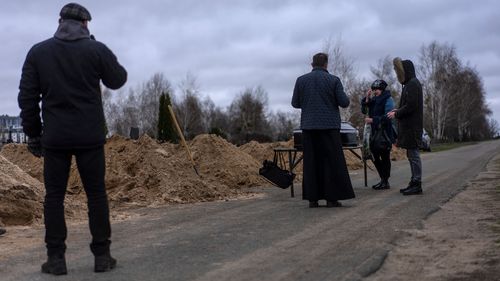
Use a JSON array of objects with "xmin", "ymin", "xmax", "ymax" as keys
[
  {"xmin": 102, "ymin": 40, "xmax": 498, "ymax": 145},
  {"xmin": 103, "ymin": 73, "xmax": 298, "ymax": 144},
  {"xmin": 321, "ymin": 38, "xmax": 498, "ymax": 142}
]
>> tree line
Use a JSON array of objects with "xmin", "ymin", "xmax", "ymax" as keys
[
  {"xmin": 102, "ymin": 40, "xmax": 498, "ymax": 145},
  {"xmin": 102, "ymin": 73, "xmax": 298, "ymax": 144}
]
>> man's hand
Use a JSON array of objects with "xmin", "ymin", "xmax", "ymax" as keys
[
  {"xmin": 27, "ymin": 136, "xmax": 43, "ymax": 158},
  {"xmin": 387, "ymin": 109, "xmax": 397, "ymax": 119},
  {"xmin": 364, "ymin": 117, "xmax": 373, "ymax": 124}
]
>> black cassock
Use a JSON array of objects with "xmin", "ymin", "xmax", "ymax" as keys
[{"xmin": 302, "ymin": 129, "xmax": 355, "ymax": 201}]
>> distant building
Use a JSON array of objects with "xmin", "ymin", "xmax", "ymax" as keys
[{"xmin": 0, "ymin": 115, "xmax": 26, "ymax": 144}]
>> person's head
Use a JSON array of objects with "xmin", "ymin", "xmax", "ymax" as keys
[
  {"xmin": 371, "ymin": 79, "xmax": 388, "ymax": 95},
  {"xmin": 58, "ymin": 3, "xmax": 92, "ymax": 26},
  {"xmin": 311, "ymin": 53, "xmax": 328, "ymax": 69},
  {"xmin": 393, "ymin": 57, "xmax": 416, "ymax": 84}
]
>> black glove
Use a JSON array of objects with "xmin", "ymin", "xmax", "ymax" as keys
[
  {"xmin": 90, "ymin": 34, "xmax": 96, "ymax": 40},
  {"xmin": 27, "ymin": 136, "xmax": 43, "ymax": 158}
]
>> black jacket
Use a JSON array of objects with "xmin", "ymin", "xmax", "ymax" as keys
[
  {"xmin": 18, "ymin": 20, "xmax": 127, "ymax": 149},
  {"xmin": 394, "ymin": 60, "xmax": 423, "ymax": 149},
  {"xmin": 361, "ymin": 90, "xmax": 396, "ymax": 144}
]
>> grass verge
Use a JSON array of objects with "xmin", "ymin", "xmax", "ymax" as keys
[{"xmin": 429, "ymin": 141, "xmax": 478, "ymax": 153}]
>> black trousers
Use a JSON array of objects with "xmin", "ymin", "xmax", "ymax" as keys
[
  {"xmin": 371, "ymin": 148, "xmax": 391, "ymax": 180},
  {"xmin": 302, "ymin": 129, "xmax": 355, "ymax": 201},
  {"xmin": 43, "ymin": 146, "xmax": 111, "ymax": 257}
]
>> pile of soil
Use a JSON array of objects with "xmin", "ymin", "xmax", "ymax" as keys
[
  {"xmin": 391, "ymin": 146, "xmax": 407, "ymax": 161},
  {"xmin": 0, "ymin": 135, "xmax": 408, "ymax": 226},
  {"xmin": 0, "ymin": 155, "xmax": 43, "ymax": 226},
  {"xmin": 239, "ymin": 140, "xmax": 292, "ymax": 164},
  {"xmin": 1, "ymin": 134, "xmax": 266, "ymax": 211},
  {"xmin": 0, "ymin": 144, "xmax": 43, "ymax": 182}
]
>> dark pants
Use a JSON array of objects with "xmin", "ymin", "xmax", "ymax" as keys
[
  {"xmin": 302, "ymin": 129, "xmax": 355, "ymax": 202},
  {"xmin": 43, "ymin": 146, "xmax": 111, "ymax": 257},
  {"xmin": 371, "ymin": 148, "xmax": 391, "ymax": 180},
  {"xmin": 406, "ymin": 148, "xmax": 422, "ymax": 182}
]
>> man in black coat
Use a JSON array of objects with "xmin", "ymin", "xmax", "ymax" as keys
[
  {"xmin": 387, "ymin": 57, "xmax": 423, "ymax": 195},
  {"xmin": 292, "ymin": 53, "xmax": 355, "ymax": 208},
  {"xmin": 18, "ymin": 3, "xmax": 127, "ymax": 275}
]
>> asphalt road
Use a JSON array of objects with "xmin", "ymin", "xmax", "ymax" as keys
[{"xmin": 2, "ymin": 140, "xmax": 500, "ymax": 281}]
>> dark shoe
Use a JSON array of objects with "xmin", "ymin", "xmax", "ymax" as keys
[
  {"xmin": 400, "ymin": 180, "xmax": 416, "ymax": 193},
  {"xmin": 95, "ymin": 253, "xmax": 117, "ymax": 273},
  {"xmin": 402, "ymin": 186, "xmax": 423, "ymax": 195},
  {"xmin": 374, "ymin": 179, "xmax": 390, "ymax": 190},
  {"xmin": 0, "ymin": 228, "xmax": 6, "ymax": 236},
  {"xmin": 41, "ymin": 255, "xmax": 67, "ymax": 275},
  {"xmin": 372, "ymin": 181, "xmax": 383, "ymax": 189},
  {"xmin": 326, "ymin": 201, "xmax": 342, "ymax": 207},
  {"xmin": 309, "ymin": 201, "xmax": 319, "ymax": 208},
  {"xmin": 402, "ymin": 182, "xmax": 422, "ymax": 196}
]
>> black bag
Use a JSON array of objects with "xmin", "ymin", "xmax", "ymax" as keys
[
  {"xmin": 370, "ymin": 125, "xmax": 392, "ymax": 152},
  {"xmin": 259, "ymin": 160, "xmax": 295, "ymax": 189}
]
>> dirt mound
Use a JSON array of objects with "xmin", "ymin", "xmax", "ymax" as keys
[
  {"xmin": 0, "ymin": 155, "xmax": 43, "ymax": 226},
  {"xmin": 239, "ymin": 140, "xmax": 291, "ymax": 164},
  {"xmin": 0, "ymin": 144, "xmax": 43, "ymax": 182},
  {"xmin": 1, "ymin": 134, "xmax": 263, "ymax": 218},
  {"xmin": 99, "ymin": 134, "xmax": 256, "ymax": 207},
  {"xmin": 190, "ymin": 135, "xmax": 266, "ymax": 188},
  {"xmin": 0, "ymin": 135, "xmax": 408, "ymax": 223},
  {"xmin": 391, "ymin": 146, "xmax": 407, "ymax": 161}
]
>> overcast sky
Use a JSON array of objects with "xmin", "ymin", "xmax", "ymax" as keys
[{"xmin": 1, "ymin": 0, "xmax": 499, "ymax": 124}]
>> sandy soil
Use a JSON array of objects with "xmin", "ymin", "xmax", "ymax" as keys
[
  {"xmin": 1, "ymin": 135, "xmax": 399, "ymax": 226},
  {"xmin": 366, "ymin": 154, "xmax": 500, "ymax": 281}
]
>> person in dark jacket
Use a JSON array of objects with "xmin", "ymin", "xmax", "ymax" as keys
[
  {"xmin": 18, "ymin": 3, "xmax": 127, "ymax": 275},
  {"xmin": 292, "ymin": 53, "xmax": 355, "ymax": 208},
  {"xmin": 387, "ymin": 57, "xmax": 423, "ymax": 195},
  {"xmin": 361, "ymin": 79, "xmax": 395, "ymax": 190}
]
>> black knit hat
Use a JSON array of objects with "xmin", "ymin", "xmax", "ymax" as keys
[
  {"xmin": 59, "ymin": 3, "xmax": 92, "ymax": 21},
  {"xmin": 371, "ymin": 79, "xmax": 388, "ymax": 91}
]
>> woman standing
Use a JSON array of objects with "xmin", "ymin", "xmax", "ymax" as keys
[{"xmin": 361, "ymin": 80, "xmax": 396, "ymax": 190}]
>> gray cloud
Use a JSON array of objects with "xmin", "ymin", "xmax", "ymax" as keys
[{"xmin": 1, "ymin": 0, "xmax": 499, "ymax": 124}]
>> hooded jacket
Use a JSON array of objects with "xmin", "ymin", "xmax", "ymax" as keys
[
  {"xmin": 393, "ymin": 58, "xmax": 423, "ymax": 149},
  {"xmin": 18, "ymin": 20, "xmax": 127, "ymax": 149}
]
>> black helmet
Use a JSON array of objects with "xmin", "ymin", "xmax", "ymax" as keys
[{"xmin": 371, "ymin": 79, "xmax": 388, "ymax": 91}]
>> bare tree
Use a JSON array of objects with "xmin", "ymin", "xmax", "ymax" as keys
[
  {"xmin": 175, "ymin": 72, "xmax": 204, "ymax": 139},
  {"xmin": 347, "ymin": 79, "xmax": 371, "ymax": 132},
  {"xmin": 370, "ymin": 55, "xmax": 401, "ymax": 104},
  {"xmin": 202, "ymin": 97, "xmax": 230, "ymax": 138},
  {"xmin": 138, "ymin": 73, "xmax": 173, "ymax": 138},
  {"xmin": 269, "ymin": 110, "xmax": 300, "ymax": 141},
  {"xmin": 228, "ymin": 86, "xmax": 271, "ymax": 144},
  {"xmin": 487, "ymin": 118, "xmax": 499, "ymax": 139},
  {"xmin": 418, "ymin": 41, "xmax": 461, "ymax": 141},
  {"xmin": 322, "ymin": 35, "xmax": 357, "ymax": 121}
]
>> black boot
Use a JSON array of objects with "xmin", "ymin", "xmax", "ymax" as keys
[
  {"xmin": 402, "ymin": 181, "xmax": 422, "ymax": 195},
  {"xmin": 309, "ymin": 201, "xmax": 319, "ymax": 208},
  {"xmin": 326, "ymin": 201, "xmax": 342, "ymax": 207},
  {"xmin": 400, "ymin": 180, "xmax": 415, "ymax": 193},
  {"xmin": 95, "ymin": 252, "xmax": 117, "ymax": 273},
  {"xmin": 372, "ymin": 180, "xmax": 383, "ymax": 189},
  {"xmin": 375, "ymin": 178, "xmax": 390, "ymax": 190},
  {"xmin": 41, "ymin": 254, "xmax": 67, "ymax": 275}
]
